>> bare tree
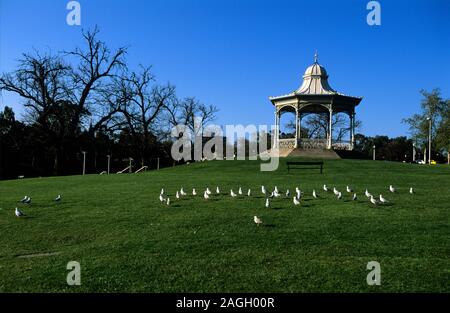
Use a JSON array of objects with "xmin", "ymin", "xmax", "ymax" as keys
[
  {"xmin": 64, "ymin": 26, "xmax": 127, "ymax": 135},
  {"xmin": 166, "ymin": 97, "xmax": 218, "ymax": 137},
  {"xmin": 304, "ymin": 113, "xmax": 361, "ymax": 141},
  {"xmin": 106, "ymin": 66, "xmax": 177, "ymax": 165}
]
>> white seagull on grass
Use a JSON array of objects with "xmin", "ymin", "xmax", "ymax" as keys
[
  {"xmin": 379, "ymin": 194, "xmax": 388, "ymax": 204},
  {"xmin": 389, "ymin": 185, "xmax": 396, "ymax": 193},
  {"xmin": 15, "ymin": 207, "xmax": 24, "ymax": 217},
  {"xmin": 254, "ymin": 216, "xmax": 263, "ymax": 226},
  {"xmin": 293, "ymin": 196, "xmax": 300, "ymax": 206}
]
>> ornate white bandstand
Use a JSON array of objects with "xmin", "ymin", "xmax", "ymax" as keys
[{"xmin": 269, "ymin": 53, "xmax": 362, "ymax": 151}]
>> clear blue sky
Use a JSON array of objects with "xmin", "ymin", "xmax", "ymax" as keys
[{"xmin": 1, "ymin": 0, "xmax": 449, "ymax": 137}]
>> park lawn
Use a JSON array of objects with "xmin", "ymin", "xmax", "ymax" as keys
[{"xmin": 0, "ymin": 158, "xmax": 449, "ymax": 292}]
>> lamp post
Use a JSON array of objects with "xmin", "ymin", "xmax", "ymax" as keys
[
  {"xmin": 412, "ymin": 142, "xmax": 416, "ymax": 163},
  {"xmin": 427, "ymin": 117, "xmax": 432, "ymax": 165},
  {"xmin": 82, "ymin": 151, "xmax": 87, "ymax": 175},
  {"xmin": 107, "ymin": 155, "xmax": 111, "ymax": 175},
  {"xmin": 373, "ymin": 145, "xmax": 376, "ymax": 161}
]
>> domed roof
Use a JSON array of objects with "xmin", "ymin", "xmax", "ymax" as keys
[
  {"xmin": 295, "ymin": 52, "xmax": 336, "ymax": 95},
  {"xmin": 303, "ymin": 62, "xmax": 328, "ymax": 78}
]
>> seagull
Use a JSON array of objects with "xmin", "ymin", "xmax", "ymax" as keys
[
  {"xmin": 333, "ymin": 187, "xmax": 339, "ymax": 195},
  {"xmin": 160, "ymin": 188, "xmax": 164, "ymax": 195},
  {"xmin": 20, "ymin": 196, "xmax": 28, "ymax": 203},
  {"xmin": 192, "ymin": 188, "xmax": 197, "ymax": 196},
  {"xmin": 231, "ymin": 190, "xmax": 237, "ymax": 197},
  {"xmin": 55, "ymin": 195, "xmax": 62, "ymax": 202},
  {"xmin": 247, "ymin": 189, "xmax": 251, "ymax": 197},
  {"xmin": 159, "ymin": 194, "xmax": 165, "ymax": 202},
  {"xmin": 352, "ymin": 193, "xmax": 357, "ymax": 201},
  {"xmin": 296, "ymin": 189, "xmax": 302, "ymax": 200},
  {"xmin": 346, "ymin": 186, "xmax": 353, "ymax": 193},
  {"xmin": 238, "ymin": 187, "xmax": 243, "ymax": 195},
  {"xmin": 15, "ymin": 207, "xmax": 24, "ymax": 217},
  {"xmin": 180, "ymin": 188, "xmax": 187, "ymax": 196},
  {"xmin": 409, "ymin": 187, "xmax": 414, "ymax": 194},
  {"xmin": 379, "ymin": 194, "xmax": 388, "ymax": 204},
  {"xmin": 389, "ymin": 185, "xmax": 396, "ymax": 193},
  {"xmin": 295, "ymin": 187, "xmax": 300, "ymax": 194},
  {"xmin": 265, "ymin": 198, "xmax": 270, "ymax": 208},
  {"xmin": 293, "ymin": 196, "xmax": 300, "ymax": 206},
  {"xmin": 254, "ymin": 216, "xmax": 263, "ymax": 226},
  {"xmin": 323, "ymin": 184, "xmax": 328, "ymax": 192},
  {"xmin": 274, "ymin": 186, "xmax": 279, "ymax": 193},
  {"xmin": 166, "ymin": 198, "xmax": 170, "ymax": 206},
  {"xmin": 337, "ymin": 192, "xmax": 342, "ymax": 200},
  {"xmin": 216, "ymin": 186, "xmax": 220, "ymax": 194},
  {"xmin": 261, "ymin": 186, "xmax": 266, "ymax": 195},
  {"xmin": 312, "ymin": 190, "xmax": 318, "ymax": 199},
  {"xmin": 365, "ymin": 189, "xmax": 371, "ymax": 198},
  {"xmin": 274, "ymin": 191, "xmax": 281, "ymax": 198},
  {"xmin": 286, "ymin": 189, "xmax": 290, "ymax": 197},
  {"xmin": 370, "ymin": 195, "xmax": 378, "ymax": 205},
  {"xmin": 204, "ymin": 191, "xmax": 210, "ymax": 200},
  {"xmin": 268, "ymin": 191, "xmax": 274, "ymax": 199},
  {"xmin": 23, "ymin": 197, "xmax": 31, "ymax": 204},
  {"xmin": 176, "ymin": 191, "xmax": 180, "ymax": 199},
  {"xmin": 206, "ymin": 187, "xmax": 212, "ymax": 195}
]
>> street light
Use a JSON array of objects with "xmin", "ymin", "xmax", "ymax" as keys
[
  {"xmin": 412, "ymin": 142, "xmax": 416, "ymax": 163},
  {"xmin": 82, "ymin": 151, "xmax": 87, "ymax": 175},
  {"xmin": 373, "ymin": 145, "xmax": 376, "ymax": 161},
  {"xmin": 427, "ymin": 117, "xmax": 432, "ymax": 165}
]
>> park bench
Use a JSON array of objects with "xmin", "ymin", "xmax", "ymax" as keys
[{"xmin": 286, "ymin": 161, "xmax": 324, "ymax": 174}]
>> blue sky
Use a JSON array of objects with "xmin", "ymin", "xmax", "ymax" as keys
[{"xmin": 0, "ymin": 0, "xmax": 449, "ymax": 137}]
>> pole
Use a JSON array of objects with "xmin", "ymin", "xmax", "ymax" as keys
[
  {"xmin": 82, "ymin": 151, "xmax": 86, "ymax": 175},
  {"xmin": 412, "ymin": 143, "xmax": 416, "ymax": 162},
  {"xmin": 157, "ymin": 157, "xmax": 160, "ymax": 170},
  {"xmin": 129, "ymin": 158, "xmax": 133, "ymax": 173},
  {"xmin": 428, "ymin": 117, "xmax": 432, "ymax": 165},
  {"xmin": 373, "ymin": 145, "xmax": 376, "ymax": 161},
  {"xmin": 107, "ymin": 155, "xmax": 111, "ymax": 174}
]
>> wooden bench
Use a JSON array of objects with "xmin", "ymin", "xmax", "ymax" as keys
[{"xmin": 286, "ymin": 161, "xmax": 324, "ymax": 174}]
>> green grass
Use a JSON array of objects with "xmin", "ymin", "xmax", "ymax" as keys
[{"xmin": 0, "ymin": 158, "xmax": 449, "ymax": 292}]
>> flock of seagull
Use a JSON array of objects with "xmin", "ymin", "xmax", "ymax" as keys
[
  {"xmin": 14, "ymin": 194, "xmax": 62, "ymax": 217},
  {"xmin": 12, "ymin": 184, "xmax": 415, "ymax": 224},
  {"xmin": 159, "ymin": 184, "xmax": 415, "ymax": 226}
]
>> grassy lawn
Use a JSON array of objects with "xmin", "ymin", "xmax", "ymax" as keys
[{"xmin": 0, "ymin": 158, "xmax": 449, "ymax": 292}]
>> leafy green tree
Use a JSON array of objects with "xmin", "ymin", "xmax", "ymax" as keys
[{"xmin": 403, "ymin": 89, "xmax": 449, "ymax": 153}]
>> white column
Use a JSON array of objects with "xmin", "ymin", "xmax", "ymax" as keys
[
  {"xmin": 295, "ymin": 108, "xmax": 299, "ymax": 148},
  {"xmin": 328, "ymin": 109, "xmax": 333, "ymax": 149},
  {"xmin": 350, "ymin": 112, "xmax": 355, "ymax": 150},
  {"xmin": 274, "ymin": 110, "xmax": 279, "ymax": 148}
]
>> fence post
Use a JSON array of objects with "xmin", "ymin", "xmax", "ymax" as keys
[
  {"xmin": 157, "ymin": 158, "xmax": 160, "ymax": 170},
  {"xmin": 82, "ymin": 151, "xmax": 87, "ymax": 175}
]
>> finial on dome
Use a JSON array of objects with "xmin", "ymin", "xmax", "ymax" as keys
[{"xmin": 314, "ymin": 50, "xmax": 319, "ymax": 63}]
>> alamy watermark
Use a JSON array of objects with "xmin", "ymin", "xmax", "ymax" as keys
[
  {"xmin": 66, "ymin": 1, "xmax": 81, "ymax": 26},
  {"xmin": 66, "ymin": 261, "xmax": 81, "ymax": 286},
  {"xmin": 366, "ymin": 261, "xmax": 381, "ymax": 285},
  {"xmin": 170, "ymin": 118, "xmax": 279, "ymax": 171},
  {"xmin": 367, "ymin": 1, "xmax": 381, "ymax": 26}
]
